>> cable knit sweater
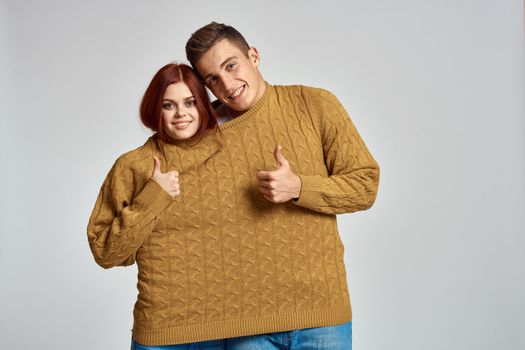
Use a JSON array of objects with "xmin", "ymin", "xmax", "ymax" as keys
[{"xmin": 87, "ymin": 84, "xmax": 380, "ymax": 346}]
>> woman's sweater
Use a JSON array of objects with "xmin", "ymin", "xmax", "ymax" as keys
[{"xmin": 87, "ymin": 84, "xmax": 380, "ymax": 346}]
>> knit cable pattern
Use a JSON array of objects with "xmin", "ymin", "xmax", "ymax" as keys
[{"xmin": 87, "ymin": 84, "xmax": 380, "ymax": 346}]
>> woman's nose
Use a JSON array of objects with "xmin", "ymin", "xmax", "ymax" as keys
[{"xmin": 174, "ymin": 107, "xmax": 185, "ymax": 118}]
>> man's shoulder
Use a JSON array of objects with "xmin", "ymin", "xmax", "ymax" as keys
[{"xmin": 272, "ymin": 84, "xmax": 338, "ymax": 103}]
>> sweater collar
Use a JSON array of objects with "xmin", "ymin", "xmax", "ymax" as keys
[{"xmin": 152, "ymin": 130, "xmax": 221, "ymax": 173}]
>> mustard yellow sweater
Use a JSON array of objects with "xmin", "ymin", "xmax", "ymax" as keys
[{"xmin": 87, "ymin": 84, "xmax": 379, "ymax": 346}]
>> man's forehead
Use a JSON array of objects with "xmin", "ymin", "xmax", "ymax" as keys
[{"xmin": 196, "ymin": 39, "xmax": 243, "ymax": 72}]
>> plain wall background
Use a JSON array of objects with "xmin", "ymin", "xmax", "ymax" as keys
[{"xmin": 1, "ymin": 0, "xmax": 524, "ymax": 349}]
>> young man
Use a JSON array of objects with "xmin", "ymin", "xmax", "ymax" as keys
[{"xmin": 182, "ymin": 22, "xmax": 380, "ymax": 349}]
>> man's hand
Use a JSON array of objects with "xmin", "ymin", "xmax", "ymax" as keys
[
  {"xmin": 151, "ymin": 157, "xmax": 180, "ymax": 199},
  {"xmin": 256, "ymin": 145, "xmax": 301, "ymax": 203}
]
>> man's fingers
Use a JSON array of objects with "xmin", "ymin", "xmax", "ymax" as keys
[
  {"xmin": 256, "ymin": 170, "xmax": 272, "ymax": 180},
  {"xmin": 258, "ymin": 180, "xmax": 272, "ymax": 189},
  {"xmin": 259, "ymin": 186, "xmax": 272, "ymax": 195},
  {"xmin": 263, "ymin": 194, "xmax": 274, "ymax": 202},
  {"xmin": 263, "ymin": 193, "xmax": 282, "ymax": 203}
]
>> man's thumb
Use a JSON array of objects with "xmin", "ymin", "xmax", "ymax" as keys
[{"xmin": 274, "ymin": 145, "xmax": 287, "ymax": 168}]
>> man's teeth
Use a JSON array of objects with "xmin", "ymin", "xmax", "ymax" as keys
[{"xmin": 230, "ymin": 86, "xmax": 244, "ymax": 98}]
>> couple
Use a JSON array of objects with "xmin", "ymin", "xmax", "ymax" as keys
[{"xmin": 87, "ymin": 22, "xmax": 380, "ymax": 350}]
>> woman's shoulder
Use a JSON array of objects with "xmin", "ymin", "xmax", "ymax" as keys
[{"xmin": 112, "ymin": 136, "xmax": 158, "ymax": 175}]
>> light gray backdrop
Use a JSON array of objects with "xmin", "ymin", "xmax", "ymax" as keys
[{"xmin": 1, "ymin": 0, "xmax": 524, "ymax": 349}]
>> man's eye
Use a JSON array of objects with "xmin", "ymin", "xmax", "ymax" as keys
[
  {"xmin": 226, "ymin": 62, "xmax": 236, "ymax": 70},
  {"xmin": 207, "ymin": 77, "xmax": 217, "ymax": 85}
]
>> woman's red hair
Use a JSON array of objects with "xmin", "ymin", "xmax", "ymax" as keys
[{"xmin": 140, "ymin": 63, "xmax": 218, "ymax": 142}]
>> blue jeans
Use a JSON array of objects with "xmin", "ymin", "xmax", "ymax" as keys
[
  {"xmin": 227, "ymin": 321, "xmax": 352, "ymax": 350},
  {"xmin": 131, "ymin": 321, "xmax": 352, "ymax": 350},
  {"xmin": 131, "ymin": 339, "xmax": 226, "ymax": 350}
]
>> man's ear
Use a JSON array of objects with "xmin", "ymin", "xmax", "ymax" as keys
[{"xmin": 248, "ymin": 46, "xmax": 260, "ymax": 66}]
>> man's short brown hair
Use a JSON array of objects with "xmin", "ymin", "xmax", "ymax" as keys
[{"xmin": 186, "ymin": 22, "xmax": 250, "ymax": 68}]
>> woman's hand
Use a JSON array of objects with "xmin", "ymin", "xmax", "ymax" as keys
[{"xmin": 151, "ymin": 157, "xmax": 180, "ymax": 198}]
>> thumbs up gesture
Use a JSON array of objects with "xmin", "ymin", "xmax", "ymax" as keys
[
  {"xmin": 151, "ymin": 157, "xmax": 180, "ymax": 198},
  {"xmin": 256, "ymin": 145, "xmax": 302, "ymax": 203}
]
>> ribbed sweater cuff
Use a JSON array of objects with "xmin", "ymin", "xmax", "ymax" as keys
[
  {"xmin": 293, "ymin": 174, "xmax": 322, "ymax": 210},
  {"xmin": 134, "ymin": 179, "xmax": 173, "ymax": 216}
]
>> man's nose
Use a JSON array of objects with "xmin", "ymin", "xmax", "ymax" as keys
[{"xmin": 219, "ymin": 74, "xmax": 234, "ymax": 91}]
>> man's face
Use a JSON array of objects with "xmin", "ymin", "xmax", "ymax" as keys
[{"xmin": 195, "ymin": 39, "xmax": 266, "ymax": 114}]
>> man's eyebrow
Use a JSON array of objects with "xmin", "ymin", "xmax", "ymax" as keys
[
  {"xmin": 220, "ymin": 56, "xmax": 238, "ymax": 68},
  {"xmin": 203, "ymin": 56, "xmax": 238, "ymax": 81}
]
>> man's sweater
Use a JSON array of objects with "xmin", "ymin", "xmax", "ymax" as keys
[{"xmin": 87, "ymin": 84, "xmax": 380, "ymax": 346}]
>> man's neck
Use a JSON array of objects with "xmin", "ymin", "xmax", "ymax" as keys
[
  {"xmin": 214, "ymin": 104, "xmax": 234, "ymax": 125},
  {"xmin": 217, "ymin": 104, "xmax": 242, "ymax": 119}
]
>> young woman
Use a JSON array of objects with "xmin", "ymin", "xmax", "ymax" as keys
[{"xmin": 87, "ymin": 63, "xmax": 225, "ymax": 349}]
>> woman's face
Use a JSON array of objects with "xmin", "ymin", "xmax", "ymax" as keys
[{"xmin": 161, "ymin": 82, "xmax": 201, "ymax": 140}]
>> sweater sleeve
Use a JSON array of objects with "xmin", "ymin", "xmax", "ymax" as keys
[
  {"xmin": 87, "ymin": 157, "xmax": 174, "ymax": 268},
  {"xmin": 293, "ymin": 88, "xmax": 380, "ymax": 215}
]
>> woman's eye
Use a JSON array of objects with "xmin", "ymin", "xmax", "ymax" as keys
[
  {"xmin": 185, "ymin": 100, "xmax": 195, "ymax": 107},
  {"xmin": 162, "ymin": 103, "xmax": 174, "ymax": 110}
]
